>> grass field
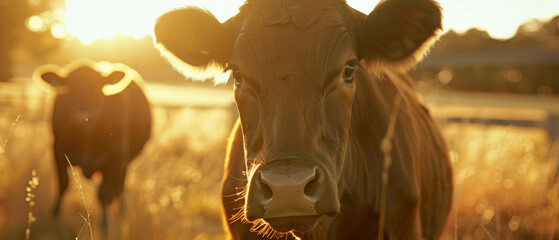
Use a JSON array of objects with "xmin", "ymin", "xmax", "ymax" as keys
[{"xmin": 0, "ymin": 82, "xmax": 557, "ymax": 239}]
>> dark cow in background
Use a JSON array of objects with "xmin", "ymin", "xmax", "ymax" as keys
[
  {"xmin": 34, "ymin": 59, "xmax": 151, "ymax": 226},
  {"xmin": 154, "ymin": 0, "xmax": 452, "ymax": 239}
]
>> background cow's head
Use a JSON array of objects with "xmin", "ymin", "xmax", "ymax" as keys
[
  {"xmin": 154, "ymin": 0, "xmax": 441, "ymax": 235},
  {"xmin": 34, "ymin": 59, "xmax": 137, "ymax": 123}
]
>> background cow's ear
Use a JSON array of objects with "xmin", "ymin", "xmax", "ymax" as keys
[
  {"xmin": 357, "ymin": 0, "xmax": 442, "ymax": 70},
  {"xmin": 105, "ymin": 70, "xmax": 125, "ymax": 85},
  {"xmin": 40, "ymin": 72, "xmax": 65, "ymax": 87},
  {"xmin": 154, "ymin": 7, "xmax": 234, "ymax": 83},
  {"xmin": 102, "ymin": 70, "xmax": 133, "ymax": 96}
]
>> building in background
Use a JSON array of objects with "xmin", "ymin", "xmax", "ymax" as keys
[{"xmin": 412, "ymin": 16, "xmax": 559, "ymax": 96}]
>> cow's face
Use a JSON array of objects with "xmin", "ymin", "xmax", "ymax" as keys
[
  {"xmin": 155, "ymin": 0, "xmax": 441, "ymax": 234},
  {"xmin": 37, "ymin": 64, "xmax": 127, "ymax": 124},
  {"xmin": 229, "ymin": 3, "xmax": 357, "ymax": 232}
]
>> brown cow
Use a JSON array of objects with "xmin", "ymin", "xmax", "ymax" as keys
[
  {"xmin": 154, "ymin": 0, "xmax": 452, "ymax": 239},
  {"xmin": 34, "ymin": 59, "xmax": 152, "ymax": 227}
]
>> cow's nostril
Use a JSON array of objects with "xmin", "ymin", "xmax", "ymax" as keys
[
  {"xmin": 254, "ymin": 172, "xmax": 273, "ymax": 202},
  {"xmin": 259, "ymin": 166, "xmax": 319, "ymax": 203},
  {"xmin": 303, "ymin": 168, "xmax": 321, "ymax": 200},
  {"xmin": 247, "ymin": 165, "xmax": 340, "ymax": 220}
]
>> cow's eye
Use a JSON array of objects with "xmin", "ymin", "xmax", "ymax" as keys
[
  {"xmin": 227, "ymin": 65, "xmax": 243, "ymax": 87},
  {"xmin": 232, "ymin": 69, "xmax": 243, "ymax": 87},
  {"xmin": 343, "ymin": 63, "xmax": 355, "ymax": 82}
]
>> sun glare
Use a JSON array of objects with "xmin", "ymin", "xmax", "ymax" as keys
[
  {"xmin": 50, "ymin": 23, "xmax": 67, "ymax": 39},
  {"xmin": 350, "ymin": 0, "xmax": 559, "ymax": 39},
  {"xmin": 27, "ymin": 16, "xmax": 45, "ymax": 32},
  {"xmin": 439, "ymin": 0, "xmax": 559, "ymax": 39},
  {"xmin": 63, "ymin": 0, "xmax": 179, "ymax": 44},
  {"xmin": 62, "ymin": 0, "xmax": 242, "ymax": 44},
  {"xmin": 57, "ymin": 0, "xmax": 559, "ymax": 44}
]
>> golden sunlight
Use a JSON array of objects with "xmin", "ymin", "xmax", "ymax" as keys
[
  {"xmin": 59, "ymin": 0, "xmax": 559, "ymax": 44},
  {"xmin": 63, "ymin": 0, "xmax": 180, "ymax": 44},
  {"xmin": 438, "ymin": 0, "xmax": 559, "ymax": 39},
  {"xmin": 62, "ymin": 0, "xmax": 243, "ymax": 44},
  {"xmin": 26, "ymin": 16, "xmax": 45, "ymax": 32},
  {"xmin": 350, "ymin": 0, "xmax": 559, "ymax": 39}
]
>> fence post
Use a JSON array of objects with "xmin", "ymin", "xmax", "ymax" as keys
[{"xmin": 548, "ymin": 115, "xmax": 559, "ymax": 145}]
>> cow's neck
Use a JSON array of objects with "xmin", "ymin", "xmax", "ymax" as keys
[{"xmin": 342, "ymin": 68, "xmax": 404, "ymax": 209}]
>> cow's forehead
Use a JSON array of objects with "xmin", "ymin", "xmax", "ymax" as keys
[
  {"xmin": 240, "ymin": 0, "xmax": 342, "ymax": 28},
  {"xmin": 232, "ymin": 5, "xmax": 354, "ymax": 83},
  {"xmin": 66, "ymin": 67, "xmax": 103, "ymax": 87}
]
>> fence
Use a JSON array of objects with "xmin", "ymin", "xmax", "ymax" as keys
[
  {"xmin": 0, "ymin": 80, "xmax": 237, "ymax": 117},
  {"xmin": 2, "ymin": 80, "xmax": 557, "ymax": 142},
  {"xmin": 422, "ymin": 89, "xmax": 559, "ymax": 143},
  {"xmin": 0, "ymin": 80, "xmax": 52, "ymax": 121}
]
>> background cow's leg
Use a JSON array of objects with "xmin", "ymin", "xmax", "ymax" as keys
[
  {"xmin": 98, "ymin": 176, "xmax": 110, "ymax": 228},
  {"xmin": 114, "ymin": 161, "xmax": 129, "ymax": 240},
  {"xmin": 98, "ymin": 160, "xmax": 125, "ymax": 227},
  {"xmin": 116, "ymin": 158, "xmax": 129, "ymax": 213},
  {"xmin": 52, "ymin": 148, "xmax": 69, "ymax": 217}
]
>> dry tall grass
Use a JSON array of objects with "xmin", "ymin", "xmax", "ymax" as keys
[
  {"xmin": 25, "ymin": 170, "xmax": 39, "ymax": 240},
  {"xmin": 440, "ymin": 123, "xmax": 557, "ymax": 240},
  {"xmin": 0, "ymin": 83, "xmax": 233, "ymax": 239},
  {"xmin": 65, "ymin": 156, "xmax": 94, "ymax": 240},
  {"xmin": 0, "ymin": 83, "xmax": 557, "ymax": 239},
  {"xmin": 378, "ymin": 94, "xmax": 403, "ymax": 240}
]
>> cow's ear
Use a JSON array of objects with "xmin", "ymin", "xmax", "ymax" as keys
[
  {"xmin": 39, "ymin": 71, "xmax": 65, "ymax": 87},
  {"xmin": 357, "ymin": 0, "xmax": 442, "ymax": 70},
  {"xmin": 105, "ymin": 70, "xmax": 126, "ymax": 85},
  {"xmin": 102, "ymin": 70, "xmax": 134, "ymax": 96},
  {"xmin": 154, "ymin": 8, "xmax": 234, "ymax": 83}
]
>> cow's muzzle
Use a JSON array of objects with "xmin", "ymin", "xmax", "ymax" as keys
[{"xmin": 245, "ymin": 159, "xmax": 339, "ymax": 232}]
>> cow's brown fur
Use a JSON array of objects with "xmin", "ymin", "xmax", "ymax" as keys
[
  {"xmin": 155, "ymin": 0, "xmax": 452, "ymax": 239},
  {"xmin": 34, "ymin": 60, "xmax": 152, "ymax": 227}
]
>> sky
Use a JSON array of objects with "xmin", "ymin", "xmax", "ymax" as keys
[{"xmin": 54, "ymin": 0, "xmax": 559, "ymax": 44}]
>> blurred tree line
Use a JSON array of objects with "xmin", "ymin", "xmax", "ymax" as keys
[
  {"xmin": 0, "ymin": 0, "xmax": 62, "ymax": 82},
  {"xmin": 0, "ymin": 0, "xmax": 188, "ymax": 86},
  {"xmin": 412, "ymin": 16, "xmax": 559, "ymax": 96},
  {"xmin": 1, "ymin": 0, "xmax": 558, "ymax": 94}
]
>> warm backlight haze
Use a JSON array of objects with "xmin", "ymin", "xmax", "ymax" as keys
[
  {"xmin": 3, "ymin": 0, "xmax": 559, "ymax": 239},
  {"xmin": 63, "ymin": 0, "xmax": 184, "ymax": 43},
  {"xmin": 25, "ymin": 0, "xmax": 559, "ymax": 44},
  {"xmin": 439, "ymin": 0, "xmax": 559, "ymax": 39}
]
